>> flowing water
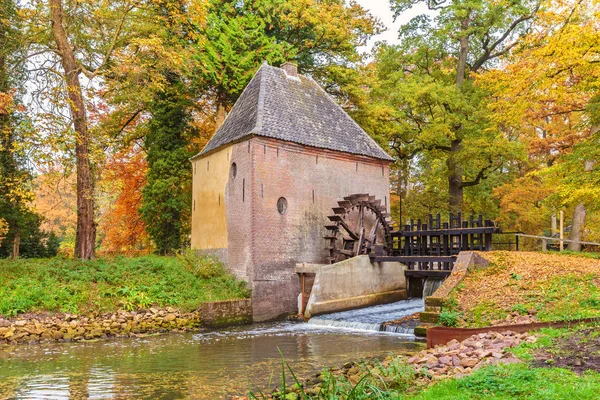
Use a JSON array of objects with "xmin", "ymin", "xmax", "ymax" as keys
[
  {"xmin": 307, "ymin": 298, "xmax": 425, "ymax": 333},
  {"xmin": 0, "ymin": 319, "xmax": 424, "ymax": 399},
  {"xmin": 423, "ymin": 278, "xmax": 444, "ymax": 298}
]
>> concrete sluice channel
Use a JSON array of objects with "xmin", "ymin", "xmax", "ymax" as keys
[
  {"xmin": 307, "ymin": 298, "xmax": 425, "ymax": 333},
  {"xmin": 0, "ymin": 310, "xmax": 424, "ymax": 399}
]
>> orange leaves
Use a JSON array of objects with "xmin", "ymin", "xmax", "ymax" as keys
[
  {"xmin": 98, "ymin": 145, "xmax": 150, "ymax": 253},
  {"xmin": 454, "ymin": 251, "xmax": 600, "ymax": 325},
  {"xmin": 0, "ymin": 91, "xmax": 12, "ymax": 116}
]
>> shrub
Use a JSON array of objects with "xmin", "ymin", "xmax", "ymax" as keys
[{"xmin": 438, "ymin": 310, "xmax": 460, "ymax": 327}]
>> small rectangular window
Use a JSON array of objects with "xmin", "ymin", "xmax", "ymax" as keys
[
  {"xmin": 207, "ymin": 161, "xmax": 210, "ymax": 171},
  {"xmin": 194, "ymin": 164, "xmax": 196, "ymax": 174},
  {"xmin": 264, "ymin": 144, "xmax": 266, "ymax": 154},
  {"xmin": 382, "ymin": 166, "xmax": 384, "ymax": 176},
  {"xmin": 261, "ymin": 183, "xmax": 264, "ymax": 198},
  {"xmin": 316, "ymin": 155, "xmax": 318, "ymax": 164},
  {"xmin": 312, "ymin": 189, "xmax": 315, "ymax": 203},
  {"xmin": 218, "ymin": 193, "xmax": 221, "ymax": 205},
  {"xmin": 248, "ymin": 141, "xmax": 251, "ymax": 153},
  {"xmin": 356, "ymin": 162, "xmax": 359, "ymax": 172},
  {"xmin": 243, "ymin": 178, "xmax": 245, "ymax": 202},
  {"xmin": 193, "ymin": 199, "xmax": 196, "ymax": 211}
]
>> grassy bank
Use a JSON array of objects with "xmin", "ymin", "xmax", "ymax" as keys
[
  {"xmin": 0, "ymin": 253, "xmax": 249, "ymax": 317},
  {"xmin": 265, "ymin": 324, "xmax": 600, "ymax": 399},
  {"xmin": 442, "ymin": 251, "xmax": 600, "ymax": 327}
]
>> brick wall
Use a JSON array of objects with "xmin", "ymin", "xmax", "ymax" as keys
[
  {"xmin": 225, "ymin": 142, "xmax": 254, "ymax": 282},
  {"xmin": 246, "ymin": 137, "xmax": 390, "ymax": 321}
]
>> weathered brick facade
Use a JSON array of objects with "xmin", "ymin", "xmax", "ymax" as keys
[
  {"xmin": 192, "ymin": 63, "xmax": 393, "ymax": 321},
  {"xmin": 222, "ymin": 137, "xmax": 390, "ymax": 321}
]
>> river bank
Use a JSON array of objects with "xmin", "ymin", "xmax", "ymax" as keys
[
  {"xmin": 0, "ymin": 254, "xmax": 249, "ymax": 317},
  {"xmin": 437, "ymin": 251, "xmax": 600, "ymax": 327},
  {"xmin": 0, "ymin": 254, "xmax": 252, "ymax": 345},
  {"xmin": 0, "ymin": 299, "xmax": 252, "ymax": 345},
  {"xmin": 269, "ymin": 323, "xmax": 600, "ymax": 399}
]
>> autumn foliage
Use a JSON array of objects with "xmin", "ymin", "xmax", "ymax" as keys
[{"xmin": 98, "ymin": 146, "xmax": 150, "ymax": 254}]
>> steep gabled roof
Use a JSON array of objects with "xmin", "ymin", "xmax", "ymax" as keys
[{"xmin": 193, "ymin": 63, "xmax": 393, "ymax": 161}]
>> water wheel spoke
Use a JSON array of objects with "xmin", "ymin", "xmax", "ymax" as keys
[
  {"xmin": 338, "ymin": 219, "xmax": 360, "ymax": 241},
  {"xmin": 324, "ymin": 193, "xmax": 393, "ymax": 263}
]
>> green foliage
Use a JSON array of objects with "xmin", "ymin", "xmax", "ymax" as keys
[
  {"xmin": 177, "ymin": 249, "xmax": 228, "ymax": 279},
  {"xmin": 0, "ymin": 255, "xmax": 249, "ymax": 317},
  {"xmin": 511, "ymin": 303, "xmax": 529, "ymax": 315},
  {"xmin": 438, "ymin": 310, "xmax": 460, "ymax": 327},
  {"xmin": 197, "ymin": 0, "xmax": 382, "ymax": 109},
  {"xmin": 355, "ymin": 0, "xmax": 539, "ymax": 213},
  {"xmin": 251, "ymin": 355, "xmax": 418, "ymax": 400},
  {"xmin": 535, "ymin": 273, "xmax": 600, "ymax": 322},
  {"xmin": 140, "ymin": 79, "xmax": 194, "ymax": 254}
]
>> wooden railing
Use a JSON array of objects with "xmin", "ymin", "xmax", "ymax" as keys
[{"xmin": 371, "ymin": 213, "xmax": 501, "ymax": 273}]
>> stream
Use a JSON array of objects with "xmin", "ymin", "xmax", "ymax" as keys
[{"xmin": 0, "ymin": 301, "xmax": 426, "ymax": 399}]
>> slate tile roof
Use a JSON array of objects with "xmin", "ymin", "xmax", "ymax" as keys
[{"xmin": 193, "ymin": 63, "xmax": 393, "ymax": 161}]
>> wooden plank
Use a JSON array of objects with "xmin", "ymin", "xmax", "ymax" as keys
[
  {"xmin": 400, "ymin": 227, "xmax": 499, "ymax": 236},
  {"xmin": 404, "ymin": 270, "xmax": 452, "ymax": 278},
  {"xmin": 369, "ymin": 256, "xmax": 456, "ymax": 263}
]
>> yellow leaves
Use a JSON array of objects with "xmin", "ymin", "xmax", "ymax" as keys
[
  {"xmin": 0, "ymin": 91, "xmax": 14, "ymax": 116},
  {"xmin": 0, "ymin": 219, "xmax": 7, "ymax": 245}
]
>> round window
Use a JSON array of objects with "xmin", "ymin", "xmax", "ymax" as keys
[
  {"xmin": 277, "ymin": 197, "xmax": 288, "ymax": 215},
  {"xmin": 231, "ymin": 162, "xmax": 237, "ymax": 178}
]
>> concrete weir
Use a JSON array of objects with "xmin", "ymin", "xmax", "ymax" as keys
[{"xmin": 296, "ymin": 255, "xmax": 408, "ymax": 319}]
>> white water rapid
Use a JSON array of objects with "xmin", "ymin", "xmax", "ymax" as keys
[
  {"xmin": 306, "ymin": 298, "xmax": 425, "ymax": 334},
  {"xmin": 423, "ymin": 278, "xmax": 444, "ymax": 298}
]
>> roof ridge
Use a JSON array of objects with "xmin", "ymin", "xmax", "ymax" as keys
[
  {"xmin": 190, "ymin": 63, "xmax": 266, "ymax": 160},
  {"xmin": 252, "ymin": 62, "xmax": 269, "ymax": 134},
  {"xmin": 302, "ymin": 74, "xmax": 392, "ymax": 161},
  {"xmin": 193, "ymin": 62, "xmax": 393, "ymax": 161}
]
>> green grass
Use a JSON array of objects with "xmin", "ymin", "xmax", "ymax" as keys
[
  {"xmin": 555, "ymin": 250, "xmax": 600, "ymax": 260},
  {"xmin": 410, "ymin": 364, "xmax": 600, "ymax": 400},
  {"xmin": 0, "ymin": 253, "xmax": 250, "ymax": 316},
  {"xmin": 260, "ymin": 324, "xmax": 600, "ymax": 399},
  {"xmin": 254, "ymin": 356, "xmax": 600, "ymax": 400}
]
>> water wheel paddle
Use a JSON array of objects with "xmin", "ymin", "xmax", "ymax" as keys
[{"xmin": 325, "ymin": 194, "xmax": 393, "ymax": 263}]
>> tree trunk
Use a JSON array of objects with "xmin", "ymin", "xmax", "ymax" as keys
[
  {"xmin": 455, "ymin": 18, "xmax": 470, "ymax": 87},
  {"xmin": 11, "ymin": 230, "xmax": 19, "ymax": 259},
  {"xmin": 447, "ymin": 139, "xmax": 463, "ymax": 213},
  {"xmin": 567, "ymin": 157, "xmax": 595, "ymax": 251},
  {"xmin": 456, "ymin": 38, "xmax": 468, "ymax": 86},
  {"xmin": 215, "ymin": 100, "xmax": 226, "ymax": 132},
  {"xmin": 446, "ymin": 19, "xmax": 470, "ymax": 213},
  {"xmin": 568, "ymin": 203, "xmax": 587, "ymax": 251},
  {"xmin": 50, "ymin": 0, "xmax": 96, "ymax": 260}
]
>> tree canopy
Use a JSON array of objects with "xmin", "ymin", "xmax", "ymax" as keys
[{"xmin": 1, "ymin": 0, "xmax": 599, "ymax": 256}]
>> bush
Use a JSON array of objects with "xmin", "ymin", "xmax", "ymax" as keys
[
  {"xmin": 177, "ymin": 249, "xmax": 228, "ymax": 279},
  {"xmin": 438, "ymin": 310, "xmax": 461, "ymax": 327}
]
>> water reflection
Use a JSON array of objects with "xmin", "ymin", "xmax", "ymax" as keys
[{"xmin": 0, "ymin": 322, "xmax": 423, "ymax": 399}]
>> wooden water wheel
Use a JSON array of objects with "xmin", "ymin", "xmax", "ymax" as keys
[{"xmin": 325, "ymin": 194, "xmax": 393, "ymax": 263}]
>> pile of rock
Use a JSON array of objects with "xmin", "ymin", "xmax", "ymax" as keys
[
  {"xmin": 408, "ymin": 331, "xmax": 536, "ymax": 380},
  {"xmin": 0, "ymin": 307, "xmax": 201, "ymax": 345},
  {"xmin": 270, "ymin": 331, "xmax": 537, "ymax": 399}
]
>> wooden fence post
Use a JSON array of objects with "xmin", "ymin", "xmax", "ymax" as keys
[{"xmin": 559, "ymin": 210, "xmax": 564, "ymax": 252}]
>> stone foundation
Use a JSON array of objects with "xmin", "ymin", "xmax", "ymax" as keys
[{"xmin": 0, "ymin": 299, "xmax": 252, "ymax": 345}]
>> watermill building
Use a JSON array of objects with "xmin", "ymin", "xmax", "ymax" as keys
[{"xmin": 191, "ymin": 62, "xmax": 393, "ymax": 321}]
